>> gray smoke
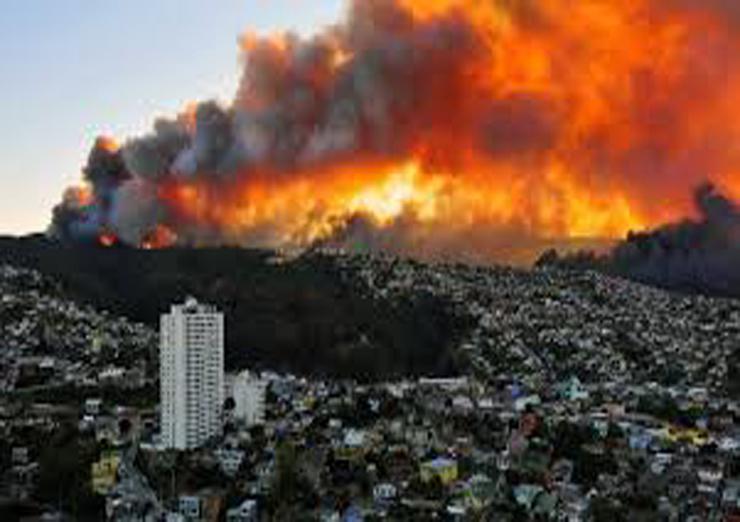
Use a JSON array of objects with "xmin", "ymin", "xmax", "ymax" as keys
[
  {"xmin": 48, "ymin": 0, "xmax": 740, "ymax": 269},
  {"xmin": 540, "ymin": 184, "xmax": 740, "ymax": 297},
  {"xmin": 50, "ymin": 138, "xmax": 130, "ymax": 242},
  {"xmin": 49, "ymin": 0, "xmax": 488, "ymax": 246}
]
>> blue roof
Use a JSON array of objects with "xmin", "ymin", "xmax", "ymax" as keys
[{"xmin": 427, "ymin": 457, "xmax": 456, "ymax": 468}]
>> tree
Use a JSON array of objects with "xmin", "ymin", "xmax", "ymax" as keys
[
  {"xmin": 273, "ymin": 440, "xmax": 299, "ymax": 505},
  {"xmin": 590, "ymin": 497, "xmax": 626, "ymax": 522},
  {"xmin": 118, "ymin": 418, "xmax": 132, "ymax": 438},
  {"xmin": 35, "ymin": 423, "xmax": 103, "ymax": 518}
]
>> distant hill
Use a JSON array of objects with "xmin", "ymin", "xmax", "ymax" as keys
[{"xmin": 0, "ymin": 235, "xmax": 465, "ymax": 379}]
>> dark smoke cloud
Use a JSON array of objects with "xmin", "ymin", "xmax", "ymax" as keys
[
  {"xmin": 50, "ymin": 139, "xmax": 131, "ymax": 241},
  {"xmin": 49, "ymin": 0, "xmax": 740, "ymax": 269},
  {"xmin": 540, "ymin": 185, "xmax": 740, "ymax": 297},
  {"xmin": 83, "ymin": 138, "xmax": 131, "ymax": 215},
  {"xmin": 49, "ymin": 0, "xmax": 488, "ymax": 246},
  {"xmin": 49, "ymin": 187, "xmax": 98, "ymax": 242},
  {"xmin": 122, "ymin": 118, "xmax": 190, "ymax": 181},
  {"xmin": 174, "ymin": 102, "xmax": 236, "ymax": 176},
  {"xmin": 111, "ymin": 180, "xmax": 167, "ymax": 246}
]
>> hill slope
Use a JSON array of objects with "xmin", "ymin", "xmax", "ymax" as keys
[
  {"xmin": 0, "ymin": 236, "xmax": 465, "ymax": 379},
  {"xmin": 1, "ymin": 236, "xmax": 738, "ymax": 392}
]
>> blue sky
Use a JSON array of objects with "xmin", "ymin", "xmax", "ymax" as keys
[{"xmin": 0, "ymin": 0, "xmax": 344, "ymax": 234}]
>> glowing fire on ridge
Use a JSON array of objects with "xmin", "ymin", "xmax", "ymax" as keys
[{"xmin": 52, "ymin": 0, "xmax": 740, "ymax": 262}]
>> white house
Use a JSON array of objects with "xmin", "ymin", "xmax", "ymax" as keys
[
  {"xmin": 226, "ymin": 499, "xmax": 258, "ymax": 522},
  {"xmin": 229, "ymin": 371, "xmax": 267, "ymax": 427}
]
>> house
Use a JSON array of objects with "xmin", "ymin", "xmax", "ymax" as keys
[
  {"xmin": 629, "ymin": 429, "xmax": 653, "ymax": 451},
  {"xmin": 559, "ymin": 377, "xmax": 589, "ymax": 402},
  {"xmin": 9, "ymin": 461, "xmax": 39, "ymax": 501},
  {"xmin": 515, "ymin": 395, "xmax": 542, "ymax": 412},
  {"xmin": 697, "ymin": 465, "xmax": 723, "ymax": 485},
  {"xmin": 452, "ymin": 395, "xmax": 475, "ymax": 414},
  {"xmin": 465, "ymin": 474, "xmax": 496, "ymax": 509},
  {"xmin": 95, "ymin": 417, "xmax": 120, "ymax": 445},
  {"xmin": 226, "ymin": 499, "xmax": 258, "ymax": 522},
  {"xmin": 179, "ymin": 496, "xmax": 201, "ymax": 521},
  {"xmin": 420, "ymin": 457, "xmax": 458, "ymax": 485},
  {"xmin": 373, "ymin": 483, "xmax": 398, "ymax": 504},
  {"xmin": 687, "ymin": 387, "xmax": 708, "ymax": 404},
  {"xmin": 718, "ymin": 436, "xmax": 740, "ymax": 453},
  {"xmin": 590, "ymin": 414, "xmax": 609, "ymax": 438},
  {"xmin": 335, "ymin": 429, "xmax": 368, "ymax": 461},
  {"xmin": 665, "ymin": 426, "xmax": 709, "ymax": 446},
  {"xmin": 550, "ymin": 459, "xmax": 574, "ymax": 485},
  {"xmin": 557, "ymin": 483, "xmax": 588, "ymax": 521},
  {"xmin": 11, "ymin": 446, "xmax": 29, "ymax": 466},
  {"xmin": 446, "ymin": 502, "xmax": 467, "ymax": 520},
  {"xmin": 722, "ymin": 479, "xmax": 740, "ymax": 510},
  {"xmin": 342, "ymin": 505, "xmax": 363, "ymax": 522},
  {"xmin": 98, "ymin": 366, "xmax": 126, "ymax": 386},
  {"xmin": 229, "ymin": 371, "xmax": 267, "ymax": 427},
  {"xmin": 85, "ymin": 398, "xmax": 103, "ymax": 417},
  {"xmin": 418, "ymin": 377, "xmax": 469, "ymax": 392},
  {"xmin": 91, "ymin": 451, "xmax": 121, "ymax": 496},
  {"xmin": 215, "ymin": 449, "xmax": 245, "ymax": 477},
  {"xmin": 514, "ymin": 484, "xmax": 544, "ymax": 510},
  {"xmin": 39, "ymin": 357, "xmax": 56, "ymax": 376}
]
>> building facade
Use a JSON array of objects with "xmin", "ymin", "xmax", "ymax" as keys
[
  {"xmin": 160, "ymin": 298, "xmax": 224, "ymax": 450},
  {"xmin": 230, "ymin": 371, "xmax": 267, "ymax": 427}
]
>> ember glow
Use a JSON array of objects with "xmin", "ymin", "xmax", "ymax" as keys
[
  {"xmin": 51, "ymin": 0, "xmax": 740, "ymax": 263},
  {"xmin": 98, "ymin": 232, "xmax": 117, "ymax": 248}
]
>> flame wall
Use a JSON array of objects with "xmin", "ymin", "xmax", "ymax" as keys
[{"xmin": 51, "ymin": 0, "xmax": 740, "ymax": 263}]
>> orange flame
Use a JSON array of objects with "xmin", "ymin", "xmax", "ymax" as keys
[
  {"xmin": 72, "ymin": 0, "xmax": 740, "ymax": 261},
  {"xmin": 96, "ymin": 136, "xmax": 120, "ymax": 154},
  {"xmin": 98, "ymin": 232, "xmax": 117, "ymax": 247},
  {"xmin": 191, "ymin": 0, "xmax": 737, "ymax": 250},
  {"xmin": 68, "ymin": 185, "xmax": 94, "ymax": 208},
  {"xmin": 141, "ymin": 225, "xmax": 178, "ymax": 250}
]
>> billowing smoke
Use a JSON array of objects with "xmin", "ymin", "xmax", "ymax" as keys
[
  {"xmin": 50, "ymin": 137, "xmax": 130, "ymax": 243},
  {"xmin": 50, "ymin": 0, "xmax": 740, "ymax": 264},
  {"xmin": 539, "ymin": 184, "xmax": 740, "ymax": 297}
]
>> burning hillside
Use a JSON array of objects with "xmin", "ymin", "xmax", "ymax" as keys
[{"xmin": 51, "ymin": 0, "xmax": 740, "ymax": 263}]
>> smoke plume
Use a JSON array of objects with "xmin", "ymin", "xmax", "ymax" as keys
[
  {"xmin": 539, "ymin": 184, "xmax": 740, "ymax": 296},
  {"xmin": 51, "ymin": 0, "xmax": 740, "ymax": 264}
]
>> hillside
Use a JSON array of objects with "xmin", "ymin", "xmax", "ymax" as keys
[
  {"xmin": 333, "ymin": 254, "xmax": 740, "ymax": 394},
  {"xmin": 0, "ymin": 263, "xmax": 156, "ymax": 390},
  {"xmin": 0, "ymin": 236, "xmax": 465, "ymax": 379},
  {"xmin": 0, "ymin": 235, "xmax": 738, "ymax": 391}
]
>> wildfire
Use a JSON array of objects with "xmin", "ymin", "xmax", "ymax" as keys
[
  {"xmin": 67, "ymin": 185, "xmax": 94, "ymax": 209},
  {"xmin": 141, "ymin": 225, "xmax": 177, "ymax": 250},
  {"xmin": 98, "ymin": 232, "xmax": 117, "ymax": 248},
  {"xmin": 52, "ymin": 0, "xmax": 740, "ymax": 262},
  {"xmin": 95, "ymin": 136, "xmax": 120, "ymax": 154}
]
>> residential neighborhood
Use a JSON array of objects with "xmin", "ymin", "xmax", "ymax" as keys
[{"xmin": 0, "ymin": 254, "xmax": 739, "ymax": 521}]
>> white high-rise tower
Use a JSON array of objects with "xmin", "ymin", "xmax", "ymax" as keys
[{"xmin": 160, "ymin": 297, "xmax": 224, "ymax": 450}]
